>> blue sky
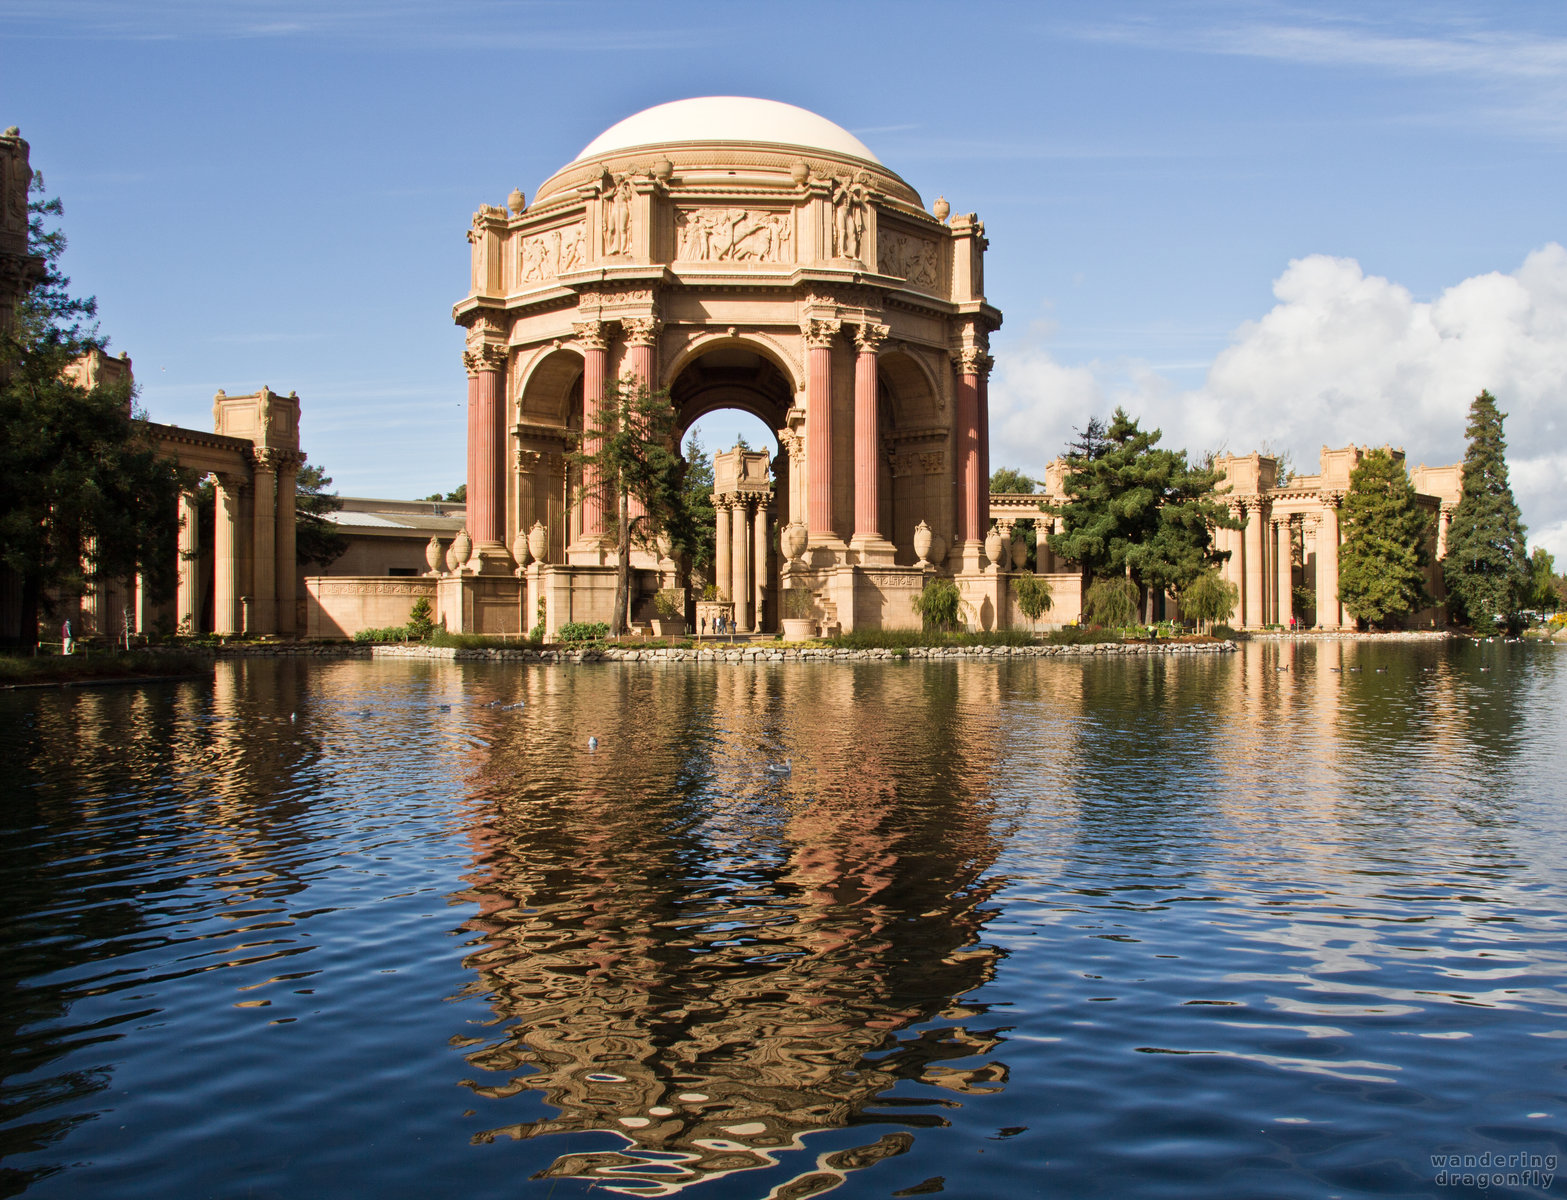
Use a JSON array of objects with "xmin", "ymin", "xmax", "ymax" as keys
[{"xmin": 5, "ymin": 1, "xmax": 1565, "ymax": 554}]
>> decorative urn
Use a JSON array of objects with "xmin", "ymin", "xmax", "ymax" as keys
[
  {"xmin": 425, "ymin": 535, "xmax": 445, "ymax": 575},
  {"xmin": 512, "ymin": 527, "xmax": 531, "ymax": 571},
  {"xmin": 450, "ymin": 528, "xmax": 473, "ymax": 573},
  {"xmin": 526, "ymin": 520, "xmax": 549, "ymax": 565},
  {"xmin": 933, "ymin": 195, "xmax": 950, "ymax": 222},
  {"xmin": 912, "ymin": 520, "xmax": 934, "ymax": 566},
  {"xmin": 984, "ymin": 526, "xmax": 1006, "ymax": 570},
  {"xmin": 656, "ymin": 531, "xmax": 674, "ymax": 562},
  {"xmin": 790, "ymin": 160, "xmax": 811, "ymax": 186},
  {"xmin": 1011, "ymin": 533, "xmax": 1028, "ymax": 571},
  {"xmin": 781, "ymin": 521, "xmax": 809, "ymax": 564},
  {"xmin": 929, "ymin": 530, "xmax": 947, "ymax": 568},
  {"xmin": 506, "ymin": 187, "xmax": 526, "ymax": 215}
]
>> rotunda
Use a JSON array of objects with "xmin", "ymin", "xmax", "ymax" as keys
[{"xmin": 450, "ymin": 97, "xmax": 1002, "ymax": 635}]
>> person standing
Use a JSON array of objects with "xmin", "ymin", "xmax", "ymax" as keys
[{"xmin": 61, "ymin": 619, "xmax": 73, "ymax": 655}]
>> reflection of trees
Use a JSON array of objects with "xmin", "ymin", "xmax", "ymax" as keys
[{"xmin": 454, "ymin": 663, "xmax": 1011, "ymax": 1196}]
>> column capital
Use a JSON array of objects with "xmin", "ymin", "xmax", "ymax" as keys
[
  {"xmin": 951, "ymin": 347, "xmax": 994, "ymax": 378},
  {"xmin": 573, "ymin": 319, "xmax": 610, "ymax": 352},
  {"xmin": 621, "ymin": 316, "xmax": 661, "ymax": 347},
  {"xmin": 800, "ymin": 317, "xmax": 841, "ymax": 349},
  {"xmin": 1321, "ymin": 490, "xmax": 1345, "ymax": 508},
  {"xmin": 853, "ymin": 322, "xmax": 890, "ymax": 354},
  {"xmin": 251, "ymin": 447, "xmax": 285, "ymax": 472}
]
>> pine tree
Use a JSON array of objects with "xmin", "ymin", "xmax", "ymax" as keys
[
  {"xmin": 1444, "ymin": 390, "xmax": 1528, "ymax": 628},
  {"xmin": 1043, "ymin": 407, "xmax": 1239, "ymax": 614},
  {"xmin": 295, "ymin": 463, "xmax": 347, "ymax": 568},
  {"xmin": 680, "ymin": 431, "xmax": 717, "ymax": 581},
  {"xmin": 1336, "ymin": 448, "xmax": 1432, "ymax": 628}
]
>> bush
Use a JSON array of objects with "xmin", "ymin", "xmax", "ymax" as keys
[
  {"xmin": 558, "ymin": 621, "xmax": 610, "ymax": 643},
  {"xmin": 1013, "ymin": 574, "xmax": 1054, "ymax": 625},
  {"xmin": 1044, "ymin": 626, "xmax": 1122, "ymax": 645},
  {"xmin": 427, "ymin": 630, "xmax": 538, "ymax": 649},
  {"xmin": 1182, "ymin": 569, "xmax": 1239, "ymax": 633},
  {"xmin": 353, "ymin": 625, "xmax": 409, "ymax": 643},
  {"xmin": 911, "ymin": 577, "xmax": 964, "ymax": 631},
  {"xmin": 407, "ymin": 597, "xmax": 435, "ymax": 640},
  {"xmin": 829, "ymin": 628, "xmax": 1035, "ymax": 650},
  {"xmin": 782, "ymin": 587, "xmax": 815, "ymax": 619},
  {"xmin": 653, "ymin": 588, "xmax": 682, "ymax": 621}
]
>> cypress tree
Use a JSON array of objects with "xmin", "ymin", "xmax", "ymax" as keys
[
  {"xmin": 1444, "ymin": 390, "xmax": 1529, "ymax": 627},
  {"xmin": 1336, "ymin": 448, "xmax": 1432, "ymax": 628}
]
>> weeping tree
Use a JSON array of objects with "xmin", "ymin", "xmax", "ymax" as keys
[
  {"xmin": 1180, "ymin": 568, "xmax": 1239, "ymax": 634},
  {"xmin": 568, "ymin": 378, "xmax": 694, "ymax": 636}
]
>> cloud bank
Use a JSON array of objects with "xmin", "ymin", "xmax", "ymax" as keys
[{"xmin": 990, "ymin": 243, "xmax": 1567, "ymax": 559}]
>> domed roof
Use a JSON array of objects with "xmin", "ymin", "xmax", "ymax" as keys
[{"xmin": 573, "ymin": 97, "xmax": 881, "ymax": 166}]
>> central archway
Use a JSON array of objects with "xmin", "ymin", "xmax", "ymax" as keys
[{"xmin": 669, "ymin": 344, "xmax": 795, "ymax": 632}]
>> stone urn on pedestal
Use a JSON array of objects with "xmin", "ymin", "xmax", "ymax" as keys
[
  {"xmin": 512, "ymin": 528, "xmax": 531, "ymax": 576},
  {"xmin": 780, "ymin": 521, "xmax": 809, "ymax": 568},
  {"xmin": 447, "ymin": 529, "xmax": 472, "ymax": 574},
  {"xmin": 425, "ymin": 535, "xmax": 445, "ymax": 576},
  {"xmin": 526, "ymin": 521, "xmax": 549, "ymax": 566},
  {"xmin": 780, "ymin": 587, "xmax": 817, "ymax": 641},
  {"xmin": 913, "ymin": 520, "xmax": 934, "ymax": 568},
  {"xmin": 929, "ymin": 529, "xmax": 947, "ymax": 570},
  {"xmin": 984, "ymin": 526, "xmax": 1006, "ymax": 571},
  {"xmin": 1011, "ymin": 533, "xmax": 1028, "ymax": 571}
]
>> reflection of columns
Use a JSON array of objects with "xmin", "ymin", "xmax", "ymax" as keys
[
  {"xmin": 213, "ymin": 473, "xmax": 242, "ymax": 635},
  {"xmin": 852, "ymin": 323, "xmax": 888, "ymax": 543},
  {"xmin": 177, "ymin": 489, "xmax": 199, "ymax": 632},
  {"xmin": 575, "ymin": 321, "xmax": 610, "ymax": 541},
  {"xmin": 1318, "ymin": 494, "xmax": 1342, "ymax": 629},
  {"xmin": 802, "ymin": 318, "xmax": 840, "ymax": 542},
  {"xmin": 714, "ymin": 498, "xmax": 732, "ymax": 604},
  {"xmin": 251, "ymin": 449, "xmax": 278, "ymax": 635},
  {"xmin": 731, "ymin": 497, "xmax": 752, "ymax": 631},
  {"xmin": 466, "ymin": 343, "xmax": 507, "ymax": 550},
  {"xmin": 1243, "ymin": 500, "xmax": 1265, "ymax": 628},
  {"xmin": 275, "ymin": 455, "xmax": 299, "ymax": 635},
  {"xmin": 753, "ymin": 495, "xmax": 770, "ymax": 630},
  {"xmin": 1275, "ymin": 517, "xmax": 1293, "ymax": 625}
]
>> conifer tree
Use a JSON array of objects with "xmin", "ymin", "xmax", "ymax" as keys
[
  {"xmin": 1336, "ymin": 448, "xmax": 1432, "ymax": 628},
  {"xmin": 1444, "ymin": 390, "xmax": 1528, "ymax": 627},
  {"xmin": 1043, "ymin": 407, "xmax": 1239, "ymax": 616}
]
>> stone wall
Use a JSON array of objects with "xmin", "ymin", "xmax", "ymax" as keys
[{"xmin": 306, "ymin": 576, "xmax": 437, "ymax": 638}]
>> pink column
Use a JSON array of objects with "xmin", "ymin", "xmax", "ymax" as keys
[
  {"xmin": 803, "ymin": 318, "xmax": 839, "ymax": 542},
  {"xmin": 575, "ymin": 322, "xmax": 609, "ymax": 540},
  {"xmin": 471, "ymin": 349, "xmax": 506, "ymax": 548},
  {"xmin": 852, "ymin": 323, "xmax": 888, "ymax": 541},
  {"xmin": 956, "ymin": 356, "xmax": 982, "ymax": 545},
  {"xmin": 623, "ymin": 318, "xmax": 659, "ymax": 533},
  {"xmin": 463, "ymin": 352, "xmax": 480, "ymax": 540}
]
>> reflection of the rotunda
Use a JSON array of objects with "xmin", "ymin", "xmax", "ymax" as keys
[{"xmin": 452, "ymin": 664, "xmax": 1009, "ymax": 1195}]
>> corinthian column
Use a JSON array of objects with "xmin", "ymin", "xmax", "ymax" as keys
[
  {"xmin": 1243, "ymin": 499, "xmax": 1265, "ymax": 629},
  {"xmin": 177, "ymin": 489, "xmax": 199, "ymax": 633},
  {"xmin": 714, "ymin": 497, "xmax": 732, "ymax": 607},
  {"xmin": 622, "ymin": 317, "xmax": 660, "ymax": 533},
  {"xmin": 1317, "ymin": 494, "xmax": 1343, "ymax": 629},
  {"xmin": 251, "ymin": 448, "xmax": 278, "ymax": 635},
  {"xmin": 1275, "ymin": 517, "xmax": 1293, "ymax": 626},
  {"xmin": 850, "ymin": 323, "xmax": 892, "ymax": 560},
  {"xmin": 213, "ymin": 473, "xmax": 242, "ymax": 635},
  {"xmin": 731, "ymin": 497, "xmax": 752, "ymax": 631},
  {"xmin": 275, "ymin": 454, "xmax": 299, "ymax": 635},
  {"xmin": 753, "ymin": 492, "xmax": 771, "ymax": 630},
  {"xmin": 575, "ymin": 320, "xmax": 610, "ymax": 546},
  {"xmin": 802, "ymin": 317, "xmax": 840, "ymax": 545},
  {"xmin": 465, "ymin": 343, "xmax": 508, "ymax": 565},
  {"xmin": 954, "ymin": 346, "xmax": 992, "ymax": 564}
]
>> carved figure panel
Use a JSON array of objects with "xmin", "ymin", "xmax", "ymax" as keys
[
  {"xmin": 603, "ymin": 174, "xmax": 635, "ymax": 257},
  {"xmin": 830, "ymin": 176, "xmax": 869, "ymax": 260},
  {"xmin": 519, "ymin": 221, "xmax": 586, "ymax": 283},
  {"xmin": 878, "ymin": 231, "xmax": 940, "ymax": 289},
  {"xmin": 676, "ymin": 207, "xmax": 794, "ymax": 263}
]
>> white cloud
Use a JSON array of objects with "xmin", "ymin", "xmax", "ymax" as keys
[{"xmin": 989, "ymin": 244, "xmax": 1567, "ymax": 559}]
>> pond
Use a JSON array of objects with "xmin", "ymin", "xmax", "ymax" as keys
[{"xmin": 1, "ymin": 640, "xmax": 1563, "ymax": 1199}]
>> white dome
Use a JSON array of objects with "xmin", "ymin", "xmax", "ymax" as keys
[{"xmin": 573, "ymin": 97, "xmax": 881, "ymax": 165}]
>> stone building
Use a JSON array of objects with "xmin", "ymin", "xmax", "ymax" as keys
[{"xmin": 436, "ymin": 96, "xmax": 1004, "ymax": 637}]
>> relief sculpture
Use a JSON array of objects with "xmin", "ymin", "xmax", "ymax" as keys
[
  {"xmin": 831, "ymin": 175, "xmax": 869, "ymax": 260},
  {"xmin": 519, "ymin": 221, "xmax": 586, "ymax": 283},
  {"xmin": 676, "ymin": 207, "xmax": 794, "ymax": 263},
  {"xmin": 878, "ymin": 231, "xmax": 939, "ymax": 289}
]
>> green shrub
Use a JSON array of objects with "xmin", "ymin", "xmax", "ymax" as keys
[
  {"xmin": 1013, "ymin": 574, "xmax": 1054, "ymax": 626},
  {"xmin": 653, "ymin": 588, "xmax": 682, "ymax": 620},
  {"xmin": 829, "ymin": 628, "xmax": 1035, "ymax": 650},
  {"xmin": 911, "ymin": 576, "xmax": 964, "ymax": 631},
  {"xmin": 353, "ymin": 625, "xmax": 409, "ymax": 643},
  {"xmin": 1044, "ymin": 626, "xmax": 1122, "ymax": 645},
  {"xmin": 407, "ymin": 597, "xmax": 435, "ymax": 640},
  {"xmin": 558, "ymin": 621, "xmax": 610, "ymax": 643},
  {"xmin": 782, "ymin": 588, "xmax": 815, "ymax": 619}
]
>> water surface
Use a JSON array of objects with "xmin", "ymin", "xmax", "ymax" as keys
[{"xmin": 1, "ymin": 640, "xmax": 1563, "ymax": 1198}]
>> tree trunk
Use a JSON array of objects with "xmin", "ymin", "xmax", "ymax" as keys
[{"xmin": 612, "ymin": 486, "xmax": 631, "ymax": 637}]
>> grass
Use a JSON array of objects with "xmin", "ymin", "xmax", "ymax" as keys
[{"xmin": 0, "ymin": 650, "xmax": 212, "ymax": 685}]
